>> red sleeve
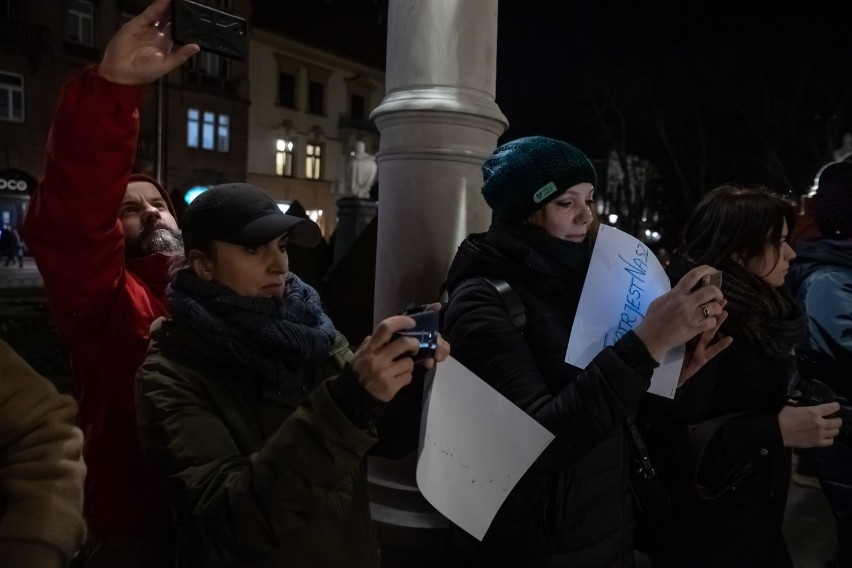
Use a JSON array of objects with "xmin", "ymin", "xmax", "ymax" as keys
[{"xmin": 22, "ymin": 66, "xmax": 148, "ymax": 329}]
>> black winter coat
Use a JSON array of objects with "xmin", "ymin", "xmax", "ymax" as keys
[
  {"xmin": 442, "ymin": 224, "xmax": 657, "ymax": 568},
  {"xmin": 638, "ymin": 274, "xmax": 795, "ymax": 568}
]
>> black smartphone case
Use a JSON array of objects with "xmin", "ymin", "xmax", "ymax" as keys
[{"xmin": 171, "ymin": 0, "xmax": 248, "ymax": 60}]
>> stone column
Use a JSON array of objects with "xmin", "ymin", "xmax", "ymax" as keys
[
  {"xmin": 368, "ymin": 1, "xmax": 507, "ymax": 562},
  {"xmin": 371, "ymin": 0, "xmax": 507, "ymax": 321}
]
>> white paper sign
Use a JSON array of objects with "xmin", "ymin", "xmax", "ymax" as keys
[
  {"xmin": 416, "ymin": 356, "xmax": 555, "ymax": 541},
  {"xmin": 565, "ymin": 224, "xmax": 685, "ymax": 398}
]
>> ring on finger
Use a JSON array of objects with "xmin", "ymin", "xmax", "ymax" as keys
[{"xmin": 701, "ymin": 305, "xmax": 711, "ymax": 319}]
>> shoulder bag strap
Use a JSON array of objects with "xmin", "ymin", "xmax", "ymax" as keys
[{"xmin": 478, "ymin": 277, "xmax": 527, "ymax": 332}]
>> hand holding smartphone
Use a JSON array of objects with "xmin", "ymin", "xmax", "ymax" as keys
[
  {"xmin": 393, "ymin": 304, "xmax": 440, "ymax": 363},
  {"xmin": 171, "ymin": 0, "xmax": 248, "ymax": 60}
]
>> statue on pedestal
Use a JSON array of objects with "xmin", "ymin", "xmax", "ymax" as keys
[{"xmin": 344, "ymin": 141, "xmax": 378, "ymax": 199}]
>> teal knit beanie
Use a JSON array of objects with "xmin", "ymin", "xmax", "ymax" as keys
[{"xmin": 482, "ymin": 136, "xmax": 597, "ymax": 222}]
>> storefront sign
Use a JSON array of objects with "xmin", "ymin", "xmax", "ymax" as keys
[
  {"xmin": 0, "ymin": 178, "xmax": 28, "ymax": 192},
  {"xmin": 0, "ymin": 168, "xmax": 37, "ymax": 196}
]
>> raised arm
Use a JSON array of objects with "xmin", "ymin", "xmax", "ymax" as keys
[{"xmin": 22, "ymin": 0, "xmax": 198, "ymax": 317}]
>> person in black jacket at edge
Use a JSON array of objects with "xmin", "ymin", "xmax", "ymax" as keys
[
  {"xmin": 787, "ymin": 164, "xmax": 852, "ymax": 568},
  {"xmin": 441, "ymin": 136, "xmax": 730, "ymax": 568},
  {"xmin": 638, "ymin": 185, "xmax": 843, "ymax": 568}
]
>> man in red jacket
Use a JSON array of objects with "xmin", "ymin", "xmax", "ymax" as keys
[{"xmin": 22, "ymin": 1, "xmax": 198, "ymax": 565}]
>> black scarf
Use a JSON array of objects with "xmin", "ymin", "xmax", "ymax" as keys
[
  {"xmin": 718, "ymin": 259, "xmax": 806, "ymax": 359},
  {"xmin": 493, "ymin": 222, "xmax": 592, "ymax": 322},
  {"xmin": 495, "ymin": 221, "xmax": 591, "ymax": 278},
  {"xmin": 168, "ymin": 269, "xmax": 337, "ymax": 391}
]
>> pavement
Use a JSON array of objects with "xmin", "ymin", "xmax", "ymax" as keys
[
  {"xmin": 0, "ymin": 257, "xmax": 840, "ymax": 567},
  {"xmin": 786, "ymin": 476, "xmax": 837, "ymax": 568},
  {"xmin": 0, "ymin": 255, "xmax": 43, "ymax": 288}
]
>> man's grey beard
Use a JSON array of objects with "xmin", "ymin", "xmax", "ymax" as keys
[{"xmin": 126, "ymin": 227, "xmax": 183, "ymax": 258}]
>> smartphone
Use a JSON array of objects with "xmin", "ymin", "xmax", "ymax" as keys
[
  {"xmin": 701, "ymin": 271, "xmax": 723, "ymax": 289},
  {"xmin": 171, "ymin": 0, "xmax": 248, "ymax": 60}
]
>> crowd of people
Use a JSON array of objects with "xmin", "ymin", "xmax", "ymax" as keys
[{"xmin": 2, "ymin": 0, "xmax": 848, "ymax": 567}]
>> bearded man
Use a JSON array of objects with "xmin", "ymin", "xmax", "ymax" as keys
[{"xmin": 21, "ymin": 0, "xmax": 197, "ymax": 565}]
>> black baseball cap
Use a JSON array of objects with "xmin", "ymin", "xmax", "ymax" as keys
[{"xmin": 181, "ymin": 183, "xmax": 322, "ymax": 254}]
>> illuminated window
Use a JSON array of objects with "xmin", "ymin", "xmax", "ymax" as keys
[
  {"xmin": 202, "ymin": 112, "xmax": 215, "ymax": 150},
  {"xmin": 187, "ymin": 108, "xmax": 230, "ymax": 153},
  {"xmin": 66, "ymin": 0, "xmax": 94, "ymax": 45},
  {"xmin": 217, "ymin": 114, "xmax": 230, "ymax": 152},
  {"xmin": 187, "ymin": 109, "xmax": 200, "ymax": 147},
  {"xmin": 0, "ymin": 72, "xmax": 24, "ymax": 122},
  {"xmin": 275, "ymin": 139, "xmax": 294, "ymax": 177},
  {"xmin": 306, "ymin": 144, "xmax": 322, "ymax": 180}
]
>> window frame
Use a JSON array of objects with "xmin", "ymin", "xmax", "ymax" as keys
[
  {"xmin": 186, "ymin": 108, "xmax": 230, "ymax": 153},
  {"xmin": 0, "ymin": 71, "xmax": 25, "ymax": 123},
  {"xmin": 65, "ymin": 0, "xmax": 94, "ymax": 46},
  {"xmin": 277, "ymin": 71, "xmax": 296, "ymax": 108},
  {"xmin": 216, "ymin": 114, "xmax": 230, "ymax": 153},
  {"xmin": 305, "ymin": 65, "xmax": 331, "ymax": 116},
  {"xmin": 275, "ymin": 138, "xmax": 294, "ymax": 177},
  {"xmin": 305, "ymin": 143, "xmax": 322, "ymax": 180}
]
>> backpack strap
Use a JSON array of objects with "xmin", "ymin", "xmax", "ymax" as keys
[{"xmin": 478, "ymin": 277, "xmax": 527, "ymax": 332}]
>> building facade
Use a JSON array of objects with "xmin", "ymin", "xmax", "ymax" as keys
[
  {"xmin": 0, "ymin": 0, "xmax": 251, "ymax": 228},
  {"xmin": 1, "ymin": 0, "xmax": 385, "ymax": 238},
  {"xmin": 246, "ymin": 27, "xmax": 384, "ymax": 236}
]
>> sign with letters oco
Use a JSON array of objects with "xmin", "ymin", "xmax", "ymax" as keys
[
  {"xmin": 565, "ymin": 224, "xmax": 685, "ymax": 398},
  {"xmin": 0, "ymin": 168, "xmax": 37, "ymax": 196}
]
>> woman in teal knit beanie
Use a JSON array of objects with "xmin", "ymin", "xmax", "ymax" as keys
[{"xmin": 441, "ymin": 136, "xmax": 731, "ymax": 567}]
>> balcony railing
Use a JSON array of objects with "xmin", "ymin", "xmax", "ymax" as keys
[{"xmin": 338, "ymin": 115, "xmax": 377, "ymax": 133}]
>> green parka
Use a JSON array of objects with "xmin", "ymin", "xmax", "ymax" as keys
[{"xmin": 136, "ymin": 316, "xmax": 384, "ymax": 568}]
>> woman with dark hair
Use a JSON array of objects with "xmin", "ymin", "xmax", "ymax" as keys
[{"xmin": 639, "ymin": 184, "xmax": 843, "ymax": 568}]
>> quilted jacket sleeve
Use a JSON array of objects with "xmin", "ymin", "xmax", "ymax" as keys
[
  {"xmin": 443, "ymin": 278, "xmax": 653, "ymax": 472},
  {"xmin": 136, "ymin": 346, "xmax": 378, "ymax": 563}
]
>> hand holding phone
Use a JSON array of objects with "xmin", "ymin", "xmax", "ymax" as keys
[
  {"xmin": 393, "ymin": 304, "xmax": 440, "ymax": 362},
  {"xmin": 691, "ymin": 270, "xmax": 723, "ymax": 292}
]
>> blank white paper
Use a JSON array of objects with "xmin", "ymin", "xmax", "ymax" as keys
[{"xmin": 416, "ymin": 356, "xmax": 555, "ymax": 541}]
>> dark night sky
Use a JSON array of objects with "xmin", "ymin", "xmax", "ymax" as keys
[{"xmin": 495, "ymin": 0, "xmax": 852, "ymax": 209}]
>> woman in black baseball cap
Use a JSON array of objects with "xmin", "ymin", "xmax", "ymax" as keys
[{"xmin": 135, "ymin": 182, "xmax": 449, "ymax": 567}]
